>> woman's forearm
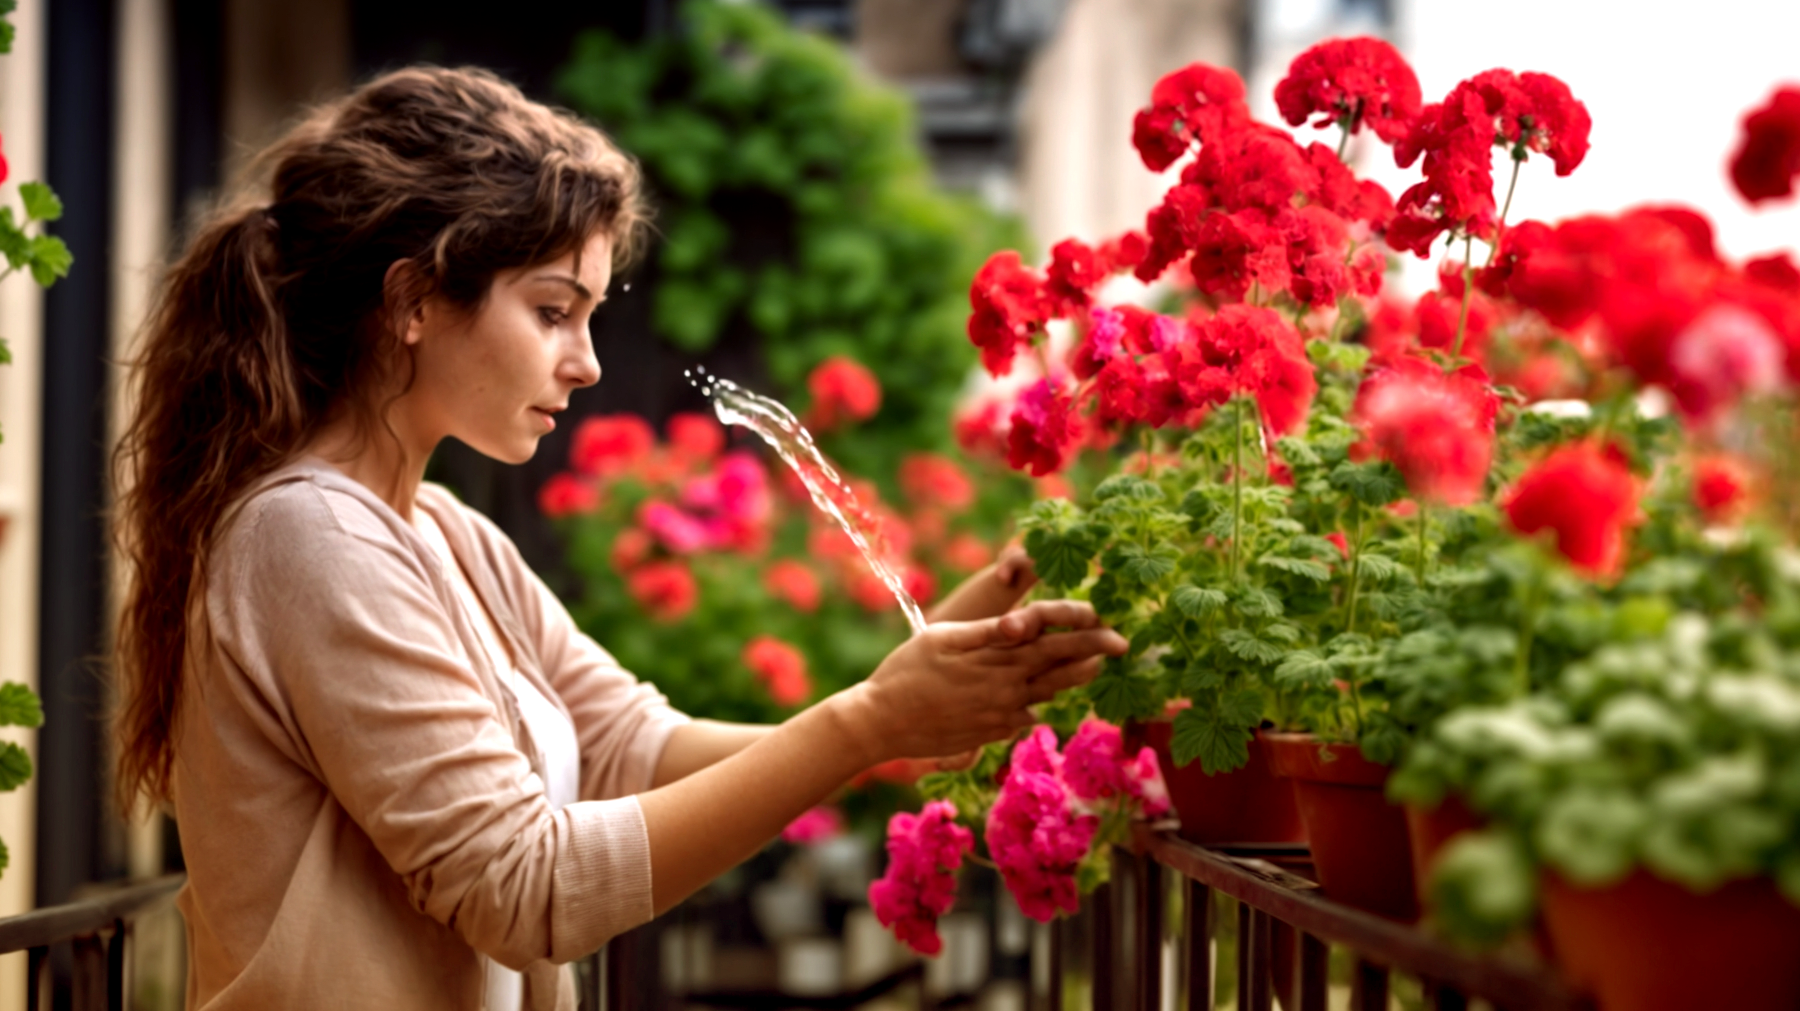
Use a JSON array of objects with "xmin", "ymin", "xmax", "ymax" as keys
[
  {"xmin": 638, "ymin": 686, "xmax": 879, "ymax": 913},
  {"xmin": 651, "ymin": 719, "xmax": 775, "ymax": 788}
]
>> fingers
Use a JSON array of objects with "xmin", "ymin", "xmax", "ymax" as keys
[
  {"xmin": 993, "ymin": 599, "xmax": 1103, "ymax": 644},
  {"xmin": 995, "ymin": 545, "xmax": 1039, "ymax": 590},
  {"xmin": 1025, "ymin": 655, "xmax": 1105, "ymax": 704},
  {"xmin": 997, "ymin": 627, "xmax": 1129, "ymax": 672}
]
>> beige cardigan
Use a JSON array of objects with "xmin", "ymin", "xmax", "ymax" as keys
[{"xmin": 173, "ymin": 456, "xmax": 690, "ymax": 1010}]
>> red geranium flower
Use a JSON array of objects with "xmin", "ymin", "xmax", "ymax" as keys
[
  {"xmin": 1275, "ymin": 37, "xmax": 1422, "ymax": 145},
  {"xmin": 538, "ymin": 472, "xmax": 598, "ymax": 518},
  {"xmin": 1746, "ymin": 252, "xmax": 1800, "ymax": 295},
  {"xmin": 806, "ymin": 356, "xmax": 882, "ymax": 430},
  {"xmin": 899, "ymin": 453, "xmax": 976, "ymax": 512},
  {"xmin": 627, "ymin": 560, "xmax": 698, "ymax": 621},
  {"xmin": 667, "ymin": 412, "xmax": 725, "ymax": 464},
  {"xmin": 1391, "ymin": 70, "xmax": 1590, "ymax": 256},
  {"xmin": 1131, "ymin": 63, "xmax": 1250, "ymax": 172},
  {"xmin": 1730, "ymin": 85, "xmax": 1800, "ymax": 205},
  {"xmin": 1666, "ymin": 303, "xmax": 1787, "ymax": 420},
  {"xmin": 1353, "ymin": 357, "xmax": 1498, "ymax": 506},
  {"xmin": 571, "ymin": 414, "xmax": 655, "ymax": 477},
  {"xmin": 610, "ymin": 527, "xmax": 652, "ymax": 572},
  {"xmin": 1693, "ymin": 456, "xmax": 1752, "ymax": 524},
  {"xmin": 953, "ymin": 398, "xmax": 1008, "ymax": 458},
  {"xmin": 1502, "ymin": 443, "xmax": 1639, "ymax": 577},
  {"xmin": 969, "ymin": 251, "xmax": 1051, "ymax": 378},
  {"xmin": 1005, "ymin": 379, "xmax": 1080, "ymax": 476},
  {"xmin": 1179, "ymin": 305, "xmax": 1316, "ymax": 436},
  {"xmin": 763, "ymin": 559, "xmax": 822, "ymax": 613},
  {"xmin": 743, "ymin": 635, "xmax": 811, "ymax": 707},
  {"xmin": 1044, "ymin": 238, "xmax": 1110, "ymax": 316}
]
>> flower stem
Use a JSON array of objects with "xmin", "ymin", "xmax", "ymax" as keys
[
  {"xmin": 1485, "ymin": 156, "xmax": 1525, "ymax": 269},
  {"xmin": 1231, "ymin": 397, "xmax": 1245, "ymax": 583},
  {"xmin": 1450, "ymin": 234, "xmax": 1475, "ymax": 363},
  {"xmin": 1415, "ymin": 501, "xmax": 1430, "ymax": 588},
  {"xmin": 1343, "ymin": 505, "xmax": 1364, "ymax": 637}
]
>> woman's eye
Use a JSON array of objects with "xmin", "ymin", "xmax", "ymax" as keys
[{"xmin": 538, "ymin": 307, "xmax": 568, "ymax": 326}]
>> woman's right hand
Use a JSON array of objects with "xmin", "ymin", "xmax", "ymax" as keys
[{"xmin": 830, "ymin": 600, "xmax": 1129, "ymax": 767}]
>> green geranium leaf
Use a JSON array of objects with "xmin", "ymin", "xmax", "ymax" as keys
[
  {"xmin": 1232, "ymin": 586, "xmax": 1284, "ymax": 619},
  {"xmin": 19, "ymin": 182, "xmax": 62, "ymax": 223},
  {"xmin": 1113, "ymin": 542, "xmax": 1180, "ymax": 588},
  {"xmin": 1093, "ymin": 474, "xmax": 1163, "ymax": 503},
  {"xmin": 1220, "ymin": 629, "xmax": 1284, "ymax": 666},
  {"xmin": 1169, "ymin": 584, "xmax": 1228, "ymax": 622},
  {"xmin": 1272, "ymin": 650, "xmax": 1335, "ymax": 691},
  {"xmin": 1087, "ymin": 659, "xmax": 1162, "ymax": 724},
  {"xmin": 0, "ymin": 742, "xmax": 31, "ymax": 792},
  {"xmin": 1534, "ymin": 788, "xmax": 1645, "ymax": 886},
  {"xmin": 1024, "ymin": 521, "xmax": 1105, "ymax": 590},
  {"xmin": 1329, "ymin": 460, "xmax": 1405, "ymax": 508},
  {"xmin": 26, "ymin": 235, "xmax": 71, "ymax": 288},
  {"xmin": 1169, "ymin": 695, "xmax": 1259, "ymax": 774},
  {"xmin": 0, "ymin": 683, "xmax": 42, "ymax": 728},
  {"xmin": 1258, "ymin": 554, "xmax": 1331, "ymax": 583}
]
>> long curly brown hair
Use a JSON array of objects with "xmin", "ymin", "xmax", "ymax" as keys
[{"xmin": 111, "ymin": 66, "xmax": 648, "ymax": 811}]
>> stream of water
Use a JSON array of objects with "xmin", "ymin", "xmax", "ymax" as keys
[{"xmin": 688, "ymin": 367, "xmax": 929, "ymax": 635}]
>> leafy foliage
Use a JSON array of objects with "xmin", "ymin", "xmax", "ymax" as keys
[{"xmin": 554, "ymin": 0, "xmax": 1027, "ymax": 483}]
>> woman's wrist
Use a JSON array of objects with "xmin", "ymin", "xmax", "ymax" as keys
[{"xmin": 814, "ymin": 681, "xmax": 893, "ymax": 773}]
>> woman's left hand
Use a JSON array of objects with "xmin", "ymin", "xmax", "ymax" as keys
[{"xmin": 924, "ymin": 544, "xmax": 1039, "ymax": 624}]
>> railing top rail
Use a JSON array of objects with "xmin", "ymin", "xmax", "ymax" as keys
[
  {"xmin": 1137, "ymin": 828, "xmax": 1588, "ymax": 1011},
  {"xmin": 0, "ymin": 875, "xmax": 184, "ymax": 954}
]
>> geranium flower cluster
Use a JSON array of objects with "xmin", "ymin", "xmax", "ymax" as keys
[
  {"xmin": 868, "ymin": 800, "xmax": 973, "ymax": 956},
  {"xmin": 957, "ymin": 40, "xmax": 1800, "ymax": 578}
]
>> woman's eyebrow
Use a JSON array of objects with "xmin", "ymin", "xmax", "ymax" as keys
[{"xmin": 533, "ymin": 273, "xmax": 595, "ymax": 300}]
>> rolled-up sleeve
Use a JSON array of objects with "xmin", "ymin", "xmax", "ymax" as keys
[{"xmin": 213, "ymin": 484, "xmax": 654, "ymax": 968}]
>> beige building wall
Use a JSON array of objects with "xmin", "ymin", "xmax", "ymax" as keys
[
  {"xmin": 0, "ymin": 0, "xmax": 47, "ymax": 1003},
  {"xmin": 1016, "ymin": 0, "xmax": 1240, "ymax": 248}
]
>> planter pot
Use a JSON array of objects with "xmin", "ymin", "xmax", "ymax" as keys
[
  {"xmin": 1542, "ymin": 871, "xmax": 1800, "ymax": 1011},
  {"xmin": 1263, "ymin": 733, "xmax": 1417, "ymax": 921},
  {"xmin": 1140, "ymin": 721, "xmax": 1305, "ymax": 846},
  {"xmin": 1403, "ymin": 796, "xmax": 1484, "ymax": 908}
]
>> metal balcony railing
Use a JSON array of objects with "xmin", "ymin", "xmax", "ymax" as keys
[
  {"xmin": 0, "ymin": 875, "xmax": 184, "ymax": 1011},
  {"xmin": 1065, "ymin": 827, "xmax": 1592, "ymax": 1011}
]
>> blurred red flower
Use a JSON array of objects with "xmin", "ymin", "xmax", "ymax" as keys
[
  {"xmin": 627, "ymin": 560, "xmax": 698, "ymax": 621},
  {"xmin": 1693, "ymin": 456, "xmax": 1752, "ymax": 524},
  {"xmin": 900, "ymin": 453, "xmax": 976, "ymax": 512},
  {"xmin": 667, "ymin": 412, "xmax": 725, "ymax": 464},
  {"xmin": 1503, "ymin": 443, "xmax": 1639, "ymax": 577},
  {"xmin": 743, "ymin": 635, "xmax": 811, "ymax": 707},
  {"xmin": 806, "ymin": 356, "xmax": 882, "ymax": 430},
  {"xmin": 763, "ymin": 559, "xmax": 822, "ymax": 613},
  {"xmin": 571, "ymin": 414, "xmax": 655, "ymax": 477},
  {"xmin": 1353, "ymin": 358, "xmax": 1498, "ymax": 506},
  {"xmin": 538, "ymin": 473, "xmax": 598, "ymax": 518},
  {"xmin": 610, "ymin": 527, "xmax": 652, "ymax": 572},
  {"xmin": 1730, "ymin": 86, "xmax": 1800, "ymax": 205}
]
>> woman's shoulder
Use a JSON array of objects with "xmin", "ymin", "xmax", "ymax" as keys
[{"xmin": 212, "ymin": 457, "xmax": 423, "ymax": 581}]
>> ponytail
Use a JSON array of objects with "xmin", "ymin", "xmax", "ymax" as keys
[{"xmin": 112, "ymin": 205, "xmax": 304, "ymax": 812}]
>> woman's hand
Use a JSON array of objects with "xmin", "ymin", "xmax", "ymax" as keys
[
  {"xmin": 830, "ymin": 599, "xmax": 1126, "ymax": 767},
  {"xmin": 922, "ymin": 544, "xmax": 1040, "ymax": 624}
]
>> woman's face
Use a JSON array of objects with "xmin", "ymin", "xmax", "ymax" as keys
[{"xmin": 405, "ymin": 232, "xmax": 612, "ymax": 464}]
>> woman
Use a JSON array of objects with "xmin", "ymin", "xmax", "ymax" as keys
[{"xmin": 111, "ymin": 67, "xmax": 1124, "ymax": 1010}]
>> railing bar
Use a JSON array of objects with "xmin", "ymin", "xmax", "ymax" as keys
[
  {"xmin": 1298, "ymin": 932, "xmax": 1328, "ymax": 1011},
  {"xmin": 1095, "ymin": 875, "xmax": 1115, "ymax": 1011},
  {"xmin": 1423, "ymin": 978, "xmax": 1469, "ymax": 1011},
  {"xmin": 0, "ymin": 876, "xmax": 184, "ymax": 955},
  {"xmin": 1139, "ymin": 855, "xmax": 1163, "ymax": 1011},
  {"xmin": 1351, "ymin": 958, "xmax": 1388, "ymax": 1011},
  {"xmin": 27, "ymin": 944, "xmax": 46, "ymax": 1011},
  {"xmin": 1140, "ymin": 831, "xmax": 1582, "ymax": 1010},
  {"xmin": 1249, "ymin": 909, "xmax": 1274, "ymax": 1011},
  {"xmin": 107, "ymin": 919, "xmax": 128, "ymax": 1011},
  {"xmin": 1047, "ymin": 912, "xmax": 1062, "ymax": 1011},
  {"xmin": 1185, "ymin": 880, "xmax": 1211, "ymax": 1011},
  {"xmin": 72, "ymin": 932, "xmax": 107, "ymax": 1011},
  {"xmin": 1235, "ymin": 900, "xmax": 1251, "ymax": 1011}
]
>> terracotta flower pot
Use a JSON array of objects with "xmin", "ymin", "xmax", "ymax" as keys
[
  {"xmin": 1263, "ymin": 732, "xmax": 1418, "ymax": 921},
  {"xmin": 1403, "ymin": 795, "xmax": 1484, "ymax": 908},
  {"xmin": 1139, "ymin": 721, "xmax": 1305, "ymax": 846},
  {"xmin": 1541, "ymin": 871, "xmax": 1800, "ymax": 1011}
]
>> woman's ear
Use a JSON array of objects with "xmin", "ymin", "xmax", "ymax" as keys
[{"xmin": 382, "ymin": 259, "xmax": 432, "ymax": 347}]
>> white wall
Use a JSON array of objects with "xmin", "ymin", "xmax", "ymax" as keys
[{"xmin": 1267, "ymin": 0, "xmax": 1800, "ymax": 282}]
